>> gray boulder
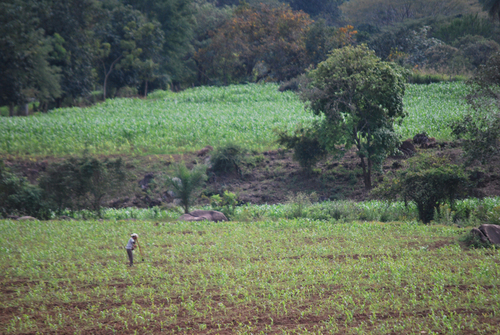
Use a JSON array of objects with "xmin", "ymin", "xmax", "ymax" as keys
[
  {"xmin": 471, "ymin": 224, "xmax": 500, "ymax": 245},
  {"xmin": 178, "ymin": 210, "xmax": 228, "ymax": 222}
]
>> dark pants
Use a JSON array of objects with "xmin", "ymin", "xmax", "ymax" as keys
[{"xmin": 126, "ymin": 248, "xmax": 133, "ymax": 266}]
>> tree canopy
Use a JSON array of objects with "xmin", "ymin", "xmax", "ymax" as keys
[
  {"xmin": 301, "ymin": 45, "xmax": 407, "ymax": 190},
  {"xmin": 341, "ymin": 0, "xmax": 480, "ymax": 27}
]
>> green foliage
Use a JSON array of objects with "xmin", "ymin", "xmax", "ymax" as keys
[
  {"xmin": 0, "ymin": 162, "xmax": 48, "ymax": 219},
  {"xmin": 452, "ymin": 114, "xmax": 500, "ymax": 164},
  {"xmin": 94, "ymin": 4, "xmax": 164, "ymax": 100},
  {"xmin": 432, "ymin": 14, "xmax": 495, "ymax": 44},
  {"xmin": 210, "ymin": 144, "xmax": 247, "ymax": 175},
  {"xmin": 3, "ymin": 218, "xmax": 500, "ymax": 333},
  {"xmin": 285, "ymin": 192, "xmax": 317, "ymax": 218},
  {"xmin": 302, "ymin": 45, "xmax": 407, "ymax": 190},
  {"xmin": 276, "ymin": 123, "xmax": 327, "ymax": 171},
  {"xmin": 37, "ymin": 0, "xmax": 101, "ymax": 101},
  {"xmin": 194, "ymin": 3, "xmax": 313, "ymax": 84},
  {"xmin": 0, "ymin": 0, "xmax": 61, "ymax": 108},
  {"xmin": 452, "ymin": 52, "xmax": 500, "ymax": 164},
  {"xmin": 123, "ymin": 0, "xmax": 196, "ymax": 83},
  {"xmin": 0, "ymin": 84, "xmax": 315, "ymax": 156},
  {"xmin": 460, "ymin": 230, "xmax": 494, "ymax": 249},
  {"xmin": 453, "ymin": 35, "xmax": 500, "ymax": 68},
  {"xmin": 0, "ymin": 82, "xmax": 472, "ymax": 156},
  {"xmin": 373, "ymin": 154, "xmax": 473, "ymax": 223},
  {"xmin": 341, "ymin": 0, "xmax": 476, "ymax": 28},
  {"xmin": 210, "ymin": 191, "xmax": 238, "ymax": 219},
  {"xmin": 287, "ymin": 0, "xmax": 343, "ymax": 25},
  {"xmin": 168, "ymin": 162, "xmax": 207, "ymax": 213},
  {"xmin": 407, "ymin": 71, "xmax": 466, "ymax": 84},
  {"xmin": 38, "ymin": 157, "xmax": 126, "ymax": 217}
]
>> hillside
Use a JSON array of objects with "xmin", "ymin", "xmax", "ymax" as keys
[
  {"xmin": 2, "ymin": 82, "xmax": 499, "ymax": 210},
  {"xmin": 4, "ymin": 139, "xmax": 500, "ymax": 212}
]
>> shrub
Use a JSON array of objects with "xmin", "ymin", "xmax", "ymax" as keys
[
  {"xmin": 210, "ymin": 144, "xmax": 247, "ymax": 175},
  {"xmin": 452, "ymin": 52, "xmax": 500, "ymax": 164},
  {"xmin": 453, "ymin": 35, "xmax": 500, "ymax": 68},
  {"xmin": 432, "ymin": 14, "xmax": 494, "ymax": 44},
  {"xmin": 168, "ymin": 162, "xmax": 207, "ymax": 214},
  {"xmin": 115, "ymin": 86, "xmax": 138, "ymax": 98},
  {"xmin": 460, "ymin": 231, "xmax": 494, "ymax": 249},
  {"xmin": 39, "ymin": 157, "xmax": 126, "ymax": 217},
  {"xmin": 276, "ymin": 124, "xmax": 327, "ymax": 171},
  {"xmin": 285, "ymin": 192, "xmax": 318, "ymax": 218},
  {"xmin": 0, "ymin": 162, "xmax": 49, "ymax": 219},
  {"xmin": 210, "ymin": 191, "xmax": 238, "ymax": 219},
  {"xmin": 373, "ymin": 154, "xmax": 473, "ymax": 223}
]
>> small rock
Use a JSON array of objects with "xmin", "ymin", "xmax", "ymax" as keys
[{"xmin": 178, "ymin": 210, "xmax": 228, "ymax": 222}]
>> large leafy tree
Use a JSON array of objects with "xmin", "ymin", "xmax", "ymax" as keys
[
  {"xmin": 341, "ymin": 0, "xmax": 478, "ymax": 27},
  {"xmin": 36, "ymin": 0, "xmax": 101, "ymax": 106},
  {"xmin": 302, "ymin": 45, "xmax": 407, "ymax": 190},
  {"xmin": 122, "ymin": 0, "xmax": 195, "ymax": 85},
  {"xmin": 287, "ymin": 0, "xmax": 344, "ymax": 25},
  {"xmin": 0, "ymin": 0, "xmax": 61, "ymax": 115},
  {"xmin": 194, "ymin": 3, "xmax": 312, "ymax": 84},
  {"xmin": 94, "ymin": 4, "xmax": 164, "ymax": 99}
]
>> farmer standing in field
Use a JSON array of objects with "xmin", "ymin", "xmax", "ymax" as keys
[{"xmin": 125, "ymin": 233, "xmax": 138, "ymax": 266}]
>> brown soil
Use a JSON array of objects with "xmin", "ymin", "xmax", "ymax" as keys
[{"xmin": 3, "ymin": 141, "xmax": 500, "ymax": 209}]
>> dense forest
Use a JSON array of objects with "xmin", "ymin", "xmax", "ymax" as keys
[{"xmin": 1, "ymin": 0, "xmax": 499, "ymax": 115}]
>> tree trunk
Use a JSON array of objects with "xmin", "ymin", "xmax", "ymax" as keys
[
  {"xmin": 144, "ymin": 80, "xmax": 148, "ymax": 97},
  {"xmin": 9, "ymin": 104, "xmax": 14, "ymax": 117},
  {"xmin": 103, "ymin": 73, "xmax": 108, "ymax": 101},
  {"xmin": 359, "ymin": 156, "xmax": 370, "ymax": 191},
  {"xmin": 102, "ymin": 56, "xmax": 122, "ymax": 101},
  {"xmin": 366, "ymin": 158, "xmax": 372, "ymax": 190}
]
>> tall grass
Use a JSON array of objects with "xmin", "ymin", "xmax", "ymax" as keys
[{"xmin": 60, "ymin": 196, "xmax": 500, "ymax": 226}]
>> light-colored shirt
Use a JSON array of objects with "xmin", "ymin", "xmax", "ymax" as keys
[{"xmin": 126, "ymin": 238, "xmax": 136, "ymax": 250}]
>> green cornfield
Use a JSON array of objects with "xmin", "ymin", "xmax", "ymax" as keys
[
  {"xmin": 1, "ymin": 218, "xmax": 498, "ymax": 334},
  {"xmin": 0, "ymin": 82, "xmax": 469, "ymax": 157}
]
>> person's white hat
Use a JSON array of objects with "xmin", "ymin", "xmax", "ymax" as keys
[{"xmin": 131, "ymin": 233, "xmax": 138, "ymax": 237}]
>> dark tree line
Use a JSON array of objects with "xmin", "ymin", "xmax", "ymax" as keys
[
  {"xmin": 0, "ymin": 0, "xmax": 348, "ymax": 113},
  {"xmin": 1, "ymin": 0, "xmax": 497, "ymax": 114}
]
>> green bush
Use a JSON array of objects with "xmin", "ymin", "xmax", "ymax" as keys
[
  {"xmin": 276, "ymin": 124, "xmax": 327, "ymax": 171},
  {"xmin": 452, "ymin": 53, "xmax": 500, "ymax": 164},
  {"xmin": 0, "ymin": 162, "xmax": 49, "ymax": 219},
  {"xmin": 39, "ymin": 157, "xmax": 126, "ymax": 217},
  {"xmin": 285, "ymin": 192, "xmax": 317, "ymax": 218},
  {"xmin": 453, "ymin": 35, "xmax": 500, "ymax": 68},
  {"xmin": 210, "ymin": 144, "xmax": 247, "ymax": 175},
  {"xmin": 210, "ymin": 191, "xmax": 238, "ymax": 219},
  {"xmin": 460, "ymin": 231, "xmax": 494, "ymax": 249},
  {"xmin": 432, "ymin": 14, "xmax": 495, "ymax": 44},
  {"xmin": 373, "ymin": 154, "xmax": 473, "ymax": 223},
  {"xmin": 116, "ymin": 86, "xmax": 138, "ymax": 98}
]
